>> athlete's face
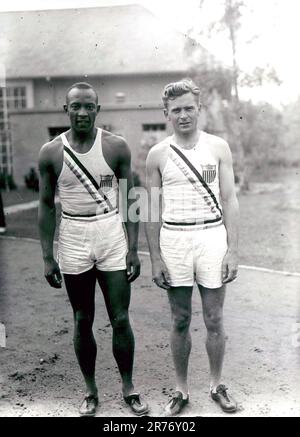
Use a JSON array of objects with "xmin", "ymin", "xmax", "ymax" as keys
[
  {"xmin": 164, "ymin": 92, "xmax": 201, "ymax": 136},
  {"xmin": 64, "ymin": 88, "xmax": 100, "ymax": 133}
]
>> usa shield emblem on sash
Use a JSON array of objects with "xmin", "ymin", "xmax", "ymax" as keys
[
  {"xmin": 100, "ymin": 175, "xmax": 114, "ymax": 190},
  {"xmin": 201, "ymin": 165, "xmax": 216, "ymax": 184}
]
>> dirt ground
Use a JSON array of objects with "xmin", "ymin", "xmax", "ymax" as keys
[{"xmin": 0, "ymin": 238, "xmax": 299, "ymax": 417}]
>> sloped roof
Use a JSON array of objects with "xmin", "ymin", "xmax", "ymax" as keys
[{"xmin": 0, "ymin": 4, "xmax": 209, "ymax": 79}]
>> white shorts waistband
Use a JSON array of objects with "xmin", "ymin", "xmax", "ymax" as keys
[
  {"xmin": 61, "ymin": 208, "xmax": 118, "ymax": 222},
  {"xmin": 162, "ymin": 219, "xmax": 223, "ymax": 231}
]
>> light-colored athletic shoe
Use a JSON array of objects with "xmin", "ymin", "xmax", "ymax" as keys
[
  {"xmin": 164, "ymin": 391, "xmax": 189, "ymax": 416},
  {"xmin": 211, "ymin": 384, "xmax": 237, "ymax": 413},
  {"xmin": 123, "ymin": 393, "xmax": 149, "ymax": 416},
  {"xmin": 79, "ymin": 394, "xmax": 99, "ymax": 417}
]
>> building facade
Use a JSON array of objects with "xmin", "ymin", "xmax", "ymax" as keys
[{"xmin": 0, "ymin": 5, "xmax": 213, "ymax": 185}]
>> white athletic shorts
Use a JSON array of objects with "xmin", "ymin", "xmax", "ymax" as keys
[
  {"xmin": 57, "ymin": 210, "xmax": 127, "ymax": 275},
  {"xmin": 160, "ymin": 223, "xmax": 228, "ymax": 289}
]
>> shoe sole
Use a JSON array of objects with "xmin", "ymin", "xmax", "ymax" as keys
[
  {"xmin": 211, "ymin": 398, "xmax": 237, "ymax": 413},
  {"xmin": 79, "ymin": 412, "xmax": 96, "ymax": 417},
  {"xmin": 79, "ymin": 406, "xmax": 98, "ymax": 417},
  {"xmin": 220, "ymin": 407, "xmax": 237, "ymax": 413},
  {"xmin": 126, "ymin": 405, "xmax": 149, "ymax": 416},
  {"xmin": 124, "ymin": 395, "xmax": 149, "ymax": 416},
  {"xmin": 132, "ymin": 409, "xmax": 149, "ymax": 416},
  {"xmin": 164, "ymin": 401, "xmax": 189, "ymax": 416}
]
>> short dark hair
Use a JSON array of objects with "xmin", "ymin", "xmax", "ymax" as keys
[
  {"xmin": 66, "ymin": 82, "xmax": 98, "ymax": 104},
  {"xmin": 162, "ymin": 78, "xmax": 201, "ymax": 109}
]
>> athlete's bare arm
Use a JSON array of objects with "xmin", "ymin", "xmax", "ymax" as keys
[
  {"xmin": 105, "ymin": 133, "xmax": 141, "ymax": 283},
  {"xmin": 215, "ymin": 137, "xmax": 239, "ymax": 284},
  {"xmin": 38, "ymin": 139, "xmax": 63, "ymax": 288},
  {"xmin": 145, "ymin": 144, "xmax": 171, "ymax": 290}
]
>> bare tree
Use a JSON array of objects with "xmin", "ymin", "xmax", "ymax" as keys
[
  {"xmin": 197, "ymin": 0, "xmax": 281, "ymax": 99},
  {"xmin": 222, "ymin": 0, "xmax": 243, "ymax": 100},
  {"xmin": 197, "ymin": 0, "xmax": 244, "ymax": 101},
  {"xmin": 194, "ymin": 0, "xmax": 281, "ymax": 190}
]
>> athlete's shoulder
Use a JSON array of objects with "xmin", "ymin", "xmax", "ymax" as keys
[
  {"xmin": 39, "ymin": 134, "xmax": 64, "ymax": 164},
  {"xmin": 203, "ymin": 131, "xmax": 231, "ymax": 160},
  {"xmin": 147, "ymin": 137, "xmax": 170, "ymax": 162},
  {"xmin": 102, "ymin": 129, "xmax": 127, "ymax": 147},
  {"xmin": 101, "ymin": 129, "xmax": 129, "ymax": 156},
  {"xmin": 203, "ymin": 131, "xmax": 229, "ymax": 148}
]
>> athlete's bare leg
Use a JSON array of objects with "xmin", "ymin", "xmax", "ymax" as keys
[
  {"xmin": 96, "ymin": 269, "xmax": 135, "ymax": 397},
  {"xmin": 198, "ymin": 284, "xmax": 226, "ymax": 391},
  {"xmin": 64, "ymin": 268, "xmax": 98, "ymax": 397},
  {"xmin": 167, "ymin": 286, "xmax": 193, "ymax": 397}
]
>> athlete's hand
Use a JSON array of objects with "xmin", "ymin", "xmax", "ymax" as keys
[
  {"xmin": 126, "ymin": 249, "xmax": 141, "ymax": 283},
  {"xmin": 44, "ymin": 258, "xmax": 62, "ymax": 288},
  {"xmin": 152, "ymin": 259, "xmax": 171, "ymax": 290},
  {"xmin": 222, "ymin": 250, "xmax": 238, "ymax": 284}
]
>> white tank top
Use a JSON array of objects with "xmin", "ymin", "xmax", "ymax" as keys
[
  {"xmin": 57, "ymin": 128, "xmax": 118, "ymax": 216},
  {"xmin": 161, "ymin": 131, "xmax": 222, "ymax": 225}
]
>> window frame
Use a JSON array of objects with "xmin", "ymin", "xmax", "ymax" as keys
[{"xmin": 4, "ymin": 80, "xmax": 34, "ymax": 110}]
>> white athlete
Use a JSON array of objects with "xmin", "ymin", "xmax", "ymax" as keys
[
  {"xmin": 158, "ymin": 131, "xmax": 227, "ymax": 289},
  {"xmin": 145, "ymin": 78, "xmax": 239, "ymax": 415}
]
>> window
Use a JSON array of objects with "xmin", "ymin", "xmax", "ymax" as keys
[
  {"xmin": 142, "ymin": 123, "xmax": 166, "ymax": 132},
  {"xmin": 141, "ymin": 123, "xmax": 166, "ymax": 147},
  {"xmin": 1, "ymin": 81, "xmax": 34, "ymax": 111},
  {"xmin": 0, "ymin": 86, "xmax": 26, "ymax": 110},
  {"xmin": 48, "ymin": 127, "xmax": 69, "ymax": 140},
  {"xmin": 0, "ymin": 86, "xmax": 16, "ymax": 176},
  {"xmin": 0, "ymin": 121, "xmax": 13, "ymax": 176}
]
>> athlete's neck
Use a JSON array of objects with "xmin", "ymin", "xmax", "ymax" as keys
[
  {"xmin": 173, "ymin": 130, "xmax": 201, "ymax": 150},
  {"xmin": 68, "ymin": 127, "xmax": 98, "ymax": 152}
]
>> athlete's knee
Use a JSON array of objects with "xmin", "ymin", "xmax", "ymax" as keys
[
  {"xmin": 74, "ymin": 311, "xmax": 93, "ymax": 336},
  {"xmin": 172, "ymin": 313, "xmax": 191, "ymax": 333},
  {"xmin": 111, "ymin": 311, "xmax": 130, "ymax": 330},
  {"xmin": 204, "ymin": 311, "xmax": 223, "ymax": 335}
]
